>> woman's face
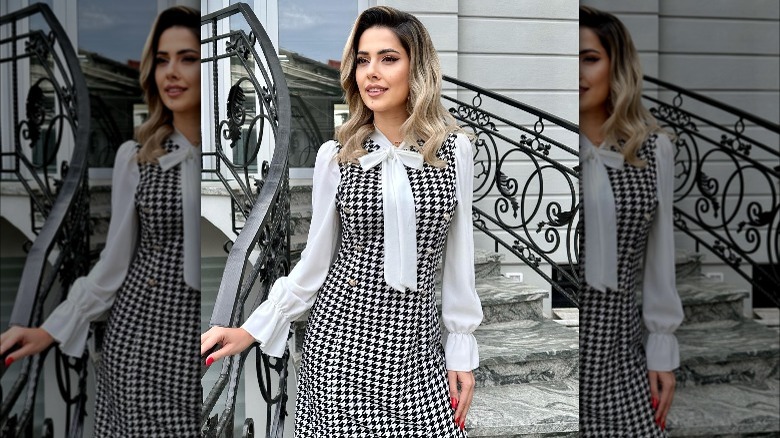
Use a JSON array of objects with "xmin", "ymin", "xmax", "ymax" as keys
[
  {"xmin": 579, "ymin": 27, "xmax": 610, "ymax": 115},
  {"xmin": 155, "ymin": 26, "xmax": 200, "ymax": 119},
  {"xmin": 355, "ymin": 26, "xmax": 410, "ymax": 119}
]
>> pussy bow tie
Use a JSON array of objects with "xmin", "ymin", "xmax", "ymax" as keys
[
  {"xmin": 581, "ymin": 137, "xmax": 624, "ymax": 292},
  {"xmin": 158, "ymin": 141, "xmax": 200, "ymax": 290},
  {"xmin": 358, "ymin": 141, "xmax": 424, "ymax": 292}
]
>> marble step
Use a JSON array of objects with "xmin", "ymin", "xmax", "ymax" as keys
[
  {"xmin": 467, "ymin": 378, "xmax": 579, "ymax": 437},
  {"xmin": 474, "ymin": 319, "xmax": 578, "ymax": 387},
  {"xmin": 637, "ymin": 275, "xmax": 749, "ymax": 325},
  {"xmin": 676, "ymin": 319, "xmax": 780, "ymax": 387},
  {"xmin": 666, "ymin": 379, "xmax": 780, "ymax": 437}
]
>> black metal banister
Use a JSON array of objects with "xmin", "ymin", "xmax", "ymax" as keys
[
  {"xmin": 643, "ymin": 75, "xmax": 779, "ymax": 307},
  {"xmin": 443, "ymin": 76, "xmax": 581, "ymax": 307},
  {"xmin": 1, "ymin": 3, "xmax": 92, "ymax": 437},
  {"xmin": 201, "ymin": 3, "xmax": 292, "ymax": 437}
]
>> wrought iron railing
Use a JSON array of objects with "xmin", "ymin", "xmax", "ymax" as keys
[
  {"xmin": 201, "ymin": 3, "xmax": 292, "ymax": 437},
  {"xmin": 443, "ymin": 76, "xmax": 581, "ymax": 307},
  {"xmin": 643, "ymin": 75, "xmax": 780, "ymax": 307},
  {"xmin": 0, "ymin": 3, "xmax": 91, "ymax": 437}
]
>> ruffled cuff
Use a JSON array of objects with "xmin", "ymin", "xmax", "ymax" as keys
[
  {"xmin": 41, "ymin": 300, "xmax": 90, "ymax": 358},
  {"xmin": 645, "ymin": 332, "xmax": 680, "ymax": 371},
  {"xmin": 444, "ymin": 332, "xmax": 479, "ymax": 371},
  {"xmin": 240, "ymin": 298, "xmax": 291, "ymax": 358}
]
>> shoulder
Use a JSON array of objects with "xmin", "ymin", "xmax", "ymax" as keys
[
  {"xmin": 452, "ymin": 132, "xmax": 473, "ymax": 161},
  {"xmin": 316, "ymin": 140, "xmax": 339, "ymax": 161},
  {"xmin": 115, "ymin": 140, "xmax": 140, "ymax": 163},
  {"xmin": 651, "ymin": 132, "xmax": 675, "ymax": 165}
]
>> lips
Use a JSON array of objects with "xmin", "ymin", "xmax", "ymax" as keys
[
  {"xmin": 165, "ymin": 85, "xmax": 187, "ymax": 97},
  {"xmin": 366, "ymin": 85, "xmax": 388, "ymax": 97}
]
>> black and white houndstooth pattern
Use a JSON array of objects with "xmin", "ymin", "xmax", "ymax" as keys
[
  {"xmin": 580, "ymin": 134, "xmax": 667, "ymax": 437},
  {"xmin": 295, "ymin": 134, "xmax": 466, "ymax": 437},
  {"xmin": 94, "ymin": 139, "xmax": 200, "ymax": 437}
]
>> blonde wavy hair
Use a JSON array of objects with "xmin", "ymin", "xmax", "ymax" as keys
[
  {"xmin": 336, "ymin": 6, "xmax": 461, "ymax": 166},
  {"xmin": 136, "ymin": 6, "xmax": 199, "ymax": 163},
  {"xmin": 580, "ymin": 6, "xmax": 662, "ymax": 167}
]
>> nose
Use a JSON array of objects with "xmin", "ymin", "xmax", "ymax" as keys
[
  {"xmin": 163, "ymin": 59, "xmax": 180, "ymax": 79},
  {"xmin": 365, "ymin": 58, "xmax": 379, "ymax": 80}
]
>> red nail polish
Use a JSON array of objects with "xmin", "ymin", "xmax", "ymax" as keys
[
  {"xmin": 451, "ymin": 396, "xmax": 456, "ymax": 409},
  {"xmin": 652, "ymin": 397, "xmax": 659, "ymax": 410},
  {"xmin": 205, "ymin": 357, "xmax": 214, "ymax": 366},
  {"xmin": 460, "ymin": 419, "xmax": 465, "ymax": 430},
  {"xmin": 4, "ymin": 357, "xmax": 13, "ymax": 367},
  {"xmin": 454, "ymin": 416, "xmax": 459, "ymax": 425},
  {"xmin": 662, "ymin": 420, "xmax": 666, "ymax": 430}
]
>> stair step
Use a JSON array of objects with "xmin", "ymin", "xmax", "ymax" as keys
[
  {"xmin": 475, "ymin": 319, "xmax": 578, "ymax": 387},
  {"xmin": 676, "ymin": 319, "xmax": 780, "ymax": 387},
  {"xmin": 470, "ymin": 276, "xmax": 548, "ymax": 324},
  {"xmin": 467, "ymin": 378, "xmax": 579, "ymax": 437},
  {"xmin": 667, "ymin": 379, "xmax": 780, "ymax": 437},
  {"xmin": 675, "ymin": 276, "xmax": 749, "ymax": 323}
]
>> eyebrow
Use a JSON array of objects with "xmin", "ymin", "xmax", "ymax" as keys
[
  {"xmin": 357, "ymin": 48, "xmax": 402, "ymax": 56},
  {"xmin": 157, "ymin": 48, "xmax": 200, "ymax": 56},
  {"xmin": 579, "ymin": 49, "xmax": 601, "ymax": 55}
]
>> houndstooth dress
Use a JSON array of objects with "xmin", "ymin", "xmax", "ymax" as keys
[
  {"xmin": 294, "ymin": 133, "xmax": 469, "ymax": 437},
  {"xmin": 579, "ymin": 134, "xmax": 669, "ymax": 437},
  {"xmin": 93, "ymin": 139, "xmax": 200, "ymax": 436}
]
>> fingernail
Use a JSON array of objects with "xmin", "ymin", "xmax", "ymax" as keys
[
  {"xmin": 652, "ymin": 397, "xmax": 659, "ymax": 410},
  {"xmin": 454, "ymin": 416, "xmax": 459, "ymax": 425},
  {"xmin": 450, "ymin": 397, "xmax": 456, "ymax": 409},
  {"xmin": 662, "ymin": 420, "xmax": 666, "ymax": 430},
  {"xmin": 4, "ymin": 357, "xmax": 13, "ymax": 367},
  {"xmin": 205, "ymin": 357, "xmax": 214, "ymax": 366},
  {"xmin": 460, "ymin": 419, "xmax": 465, "ymax": 430}
]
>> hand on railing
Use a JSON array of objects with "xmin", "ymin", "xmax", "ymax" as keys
[
  {"xmin": 200, "ymin": 326, "xmax": 256, "ymax": 366},
  {"xmin": 0, "ymin": 326, "xmax": 55, "ymax": 367}
]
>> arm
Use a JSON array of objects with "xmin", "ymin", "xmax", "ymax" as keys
[
  {"xmin": 40, "ymin": 140, "xmax": 140, "ymax": 357},
  {"xmin": 642, "ymin": 134, "xmax": 685, "ymax": 371},
  {"xmin": 441, "ymin": 133, "xmax": 484, "ymax": 372},
  {"xmin": 240, "ymin": 141, "xmax": 341, "ymax": 357}
]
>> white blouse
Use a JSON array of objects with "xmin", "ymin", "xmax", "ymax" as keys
[
  {"xmin": 41, "ymin": 131, "xmax": 200, "ymax": 357},
  {"xmin": 241, "ymin": 132, "xmax": 483, "ymax": 371},
  {"xmin": 580, "ymin": 134, "xmax": 685, "ymax": 372}
]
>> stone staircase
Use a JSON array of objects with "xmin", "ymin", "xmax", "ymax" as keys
[{"xmin": 664, "ymin": 272, "xmax": 780, "ymax": 437}]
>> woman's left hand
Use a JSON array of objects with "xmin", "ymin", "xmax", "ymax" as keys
[
  {"xmin": 648, "ymin": 370, "xmax": 676, "ymax": 430},
  {"xmin": 448, "ymin": 370, "xmax": 475, "ymax": 430}
]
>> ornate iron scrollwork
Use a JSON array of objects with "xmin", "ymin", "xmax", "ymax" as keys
[
  {"xmin": 643, "ymin": 75, "xmax": 779, "ymax": 306},
  {"xmin": 443, "ymin": 75, "xmax": 581, "ymax": 306},
  {"xmin": 201, "ymin": 3, "xmax": 292, "ymax": 437}
]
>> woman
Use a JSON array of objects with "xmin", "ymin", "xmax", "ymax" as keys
[
  {"xmin": 578, "ymin": 5, "xmax": 685, "ymax": 436},
  {"xmin": 0, "ymin": 6, "xmax": 201, "ymax": 436},
  {"xmin": 201, "ymin": 6, "xmax": 483, "ymax": 436}
]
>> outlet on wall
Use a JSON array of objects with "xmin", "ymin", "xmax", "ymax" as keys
[{"xmin": 704, "ymin": 272, "xmax": 724, "ymax": 282}]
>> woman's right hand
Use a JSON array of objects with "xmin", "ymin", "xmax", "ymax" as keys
[
  {"xmin": 200, "ymin": 326, "xmax": 256, "ymax": 365},
  {"xmin": 0, "ymin": 326, "xmax": 55, "ymax": 366}
]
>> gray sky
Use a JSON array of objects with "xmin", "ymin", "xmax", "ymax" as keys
[{"xmin": 278, "ymin": 0, "xmax": 357, "ymax": 63}]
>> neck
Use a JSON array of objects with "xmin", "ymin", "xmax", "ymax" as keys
[
  {"xmin": 580, "ymin": 107, "xmax": 610, "ymax": 145},
  {"xmin": 373, "ymin": 111, "xmax": 408, "ymax": 145},
  {"xmin": 173, "ymin": 112, "xmax": 200, "ymax": 146}
]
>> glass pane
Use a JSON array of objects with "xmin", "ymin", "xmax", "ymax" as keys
[
  {"xmin": 278, "ymin": 0, "xmax": 356, "ymax": 168},
  {"xmin": 77, "ymin": 0, "xmax": 158, "ymax": 167}
]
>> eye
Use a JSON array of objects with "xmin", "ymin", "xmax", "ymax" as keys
[
  {"xmin": 183, "ymin": 56, "xmax": 199, "ymax": 63},
  {"xmin": 156, "ymin": 57, "xmax": 169, "ymax": 65},
  {"xmin": 356, "ymin": 57, "xmax": 369, "ymax": 65},
  {"xmin": 582, "ymin": 56, "xmax": 600, "ymax": 63},
  {"xmin": 382, "ymin": 56, "xmax": 399, "ymax": 63}
]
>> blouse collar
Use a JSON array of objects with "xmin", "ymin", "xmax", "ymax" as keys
[
  {"xmin": 358, "ymin": 129, "xmax": 424, "ymax": 292},
  {"xmin": 158, "ymin": 129, "xmax": 201, "ymax": 290},
  {"xmin": 581, "ymin": 134, "xmax": 623, "ymax": 292}
]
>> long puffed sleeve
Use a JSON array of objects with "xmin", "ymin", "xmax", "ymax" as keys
[
  {"xmin": 41, "ymin": 140, "xmax": 140, "ymax": 357},
  {"xmin": 642, "ymin": 134, "xmax": 685, "ymax": 371},
  {"xmin": 241, "ymin": 141, "xmax": 341, "ymax": 357},
  {"xmin": 441, "ymin": 133, "xmax": 484, "ymax": 371}
]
